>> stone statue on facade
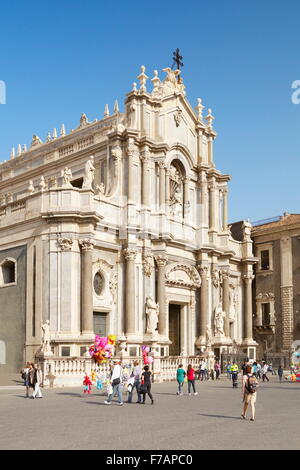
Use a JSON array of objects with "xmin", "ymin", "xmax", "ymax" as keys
[
  {"xmin": 61, "ymin": 167, "xmax": 73, "ymax": 187},
  {"xmin": 206, "ymin": 325, "xmax": 212, "ymax": 348},
  {"xmin": 214, "ymin": 302, "xmax": 225, "ymax": 337},
  {"xmin": 82, "ymin": 156, "xmax": 95, "ymax": 189},
  {"xmin": 41, "ymin": 320, "xmax": 52, "ymax": 354},
  {"xmin": 145, "ymin": 296, "xmax": 159, "ymax": 335},
  {"xmin": 170, "ymin": 186, "xmax": 183, "ymax": 217}
]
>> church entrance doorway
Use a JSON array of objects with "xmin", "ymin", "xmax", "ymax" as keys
[{"xmin": 169, "ymin": 304, "xmax": 181, "ymax": 356}]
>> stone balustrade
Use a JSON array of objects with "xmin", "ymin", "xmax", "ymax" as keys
[{"xmin": 39, "ymin": 355, "xmax": 205, "ymax": 388}]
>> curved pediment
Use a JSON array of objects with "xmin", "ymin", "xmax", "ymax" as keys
[{"xmin": 165, "ymin": 263, "xmax": 201, "ymax": 289}]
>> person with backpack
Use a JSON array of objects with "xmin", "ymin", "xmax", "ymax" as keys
[
  {"xmin": 20, "ymin": 361, "xmax": 31, "ymax": 397},
  {"xmin": 241, "ymin": 365, "xmax": 258, "ymax": 421}
]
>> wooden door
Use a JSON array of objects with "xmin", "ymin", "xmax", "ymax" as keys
[{"xmin": 169, "ymin": 304, "xmax": 181, "ymax": 356}]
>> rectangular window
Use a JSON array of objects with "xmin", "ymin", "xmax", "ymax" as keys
[
  {"xmin": 260, "ymin": 250, "xmax": 270, "ymax": 270},
  {"xmin": 80, "ymin": 346, "xmax": 87, "ymax": 357},
  {"xmin": 262, "ymin": 303, "xmax": 270, "ymax": 326},
  {"xmin": 129, "ymin": 347, "xmax": 137, "ymax": 357},
  {"xmin": 61, "ymin": 347, "xmax": 70, "ymax": 357},
  {"xmin": 93, "ymin": 312, "xmax": 107, "ymax": 336}
]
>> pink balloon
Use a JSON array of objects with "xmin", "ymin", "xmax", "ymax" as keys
[
  {"xmin": 148, "ymin": 356, "xmax": 154, "ymax": 364},
  {"xmin": 98, "ymin": 336, "xmax": 108, "ymax": 348},
  {"xmin": 145, "ymin": 346, "xmax": 150, "ymax": 353},
  {"xmin": 104, "ymin": 343, "xmax": 112, "ymax": 351}
]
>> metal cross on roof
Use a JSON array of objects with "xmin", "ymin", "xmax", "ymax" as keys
[{"xmin": 172, "ymin": 48, "xmax": 184, "ymax": 70}]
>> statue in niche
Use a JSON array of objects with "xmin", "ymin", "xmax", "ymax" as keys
[
  {"xmin": 170, "ymin": 186, "xmax": 183, "ymax": 217},
  {"xmin": 61, "ymin": 167, "xmax": 72, "ymax": 187},
  {"xmin": 83, "ymin": 156, "xmax": 95, "ymax": 189},
  {"xmin": 41, "ymin": 320, "xmax": 51, "ymax": 353},
  {"xmin": 214, "ymin": 302, "xmax": 225, "ymax": 337},
  {"xmin": 145, "ymin": 296, "xmax": 159, "ymax": 335}
]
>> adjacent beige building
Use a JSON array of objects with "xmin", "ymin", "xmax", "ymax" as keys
[
  {"xmin": 0, "ymin": 65, "xmax": 257, "ymax": 380},
  {"xmin": 251, "ymin": 213, "xmax": 300, "ymax": 362}
]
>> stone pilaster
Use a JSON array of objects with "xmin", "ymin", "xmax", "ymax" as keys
[
  {"xmin": 221, "ymin": 270, "xmax": 230, "ymax": 338},
  {"xmin": 208, "ymin": 177, "xmax": 217, "ymax": 231},
  {"xmin": 127, "ymin": 139, "xmax": 135, "ymax": 204},
  {"xmin": 243, "ymin": 273, "xmax": 255, "ymax": 342},
  {"xmin": 79, "ymin": 239, "xmax": 94, "ymax": 335},
  {"xmin": 195, "ymin": 265, "xmax": 208, "ymax": 348},
  {"xmin": 155, "ymin": 255, "xmax": 168, "ymax": 337},
  {"xmin": 158, "ymin": 162, "xmax": 166, "ymax": 213},
  {"xmin": 280, "ymin": 236, "xmax": 293, "ymax": 351},
  {"xmin": 140, "ymin": 147, "xmax": 150, "ymax": 208},
  {"xmin": 123, "ymin": 247, "xmax": 137, "ymax": 335},
  {"xmin": 222, "ymin": 188, "xmax": 228, "ymax": 231}
]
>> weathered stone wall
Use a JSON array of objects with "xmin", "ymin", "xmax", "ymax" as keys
[
  {"xmin": 292, "ymin": 236, "xmax": 300, "ymax": 341},
  {"xmin": 0, "ymin": 245, "xmax": 27, "ymax": 374}
]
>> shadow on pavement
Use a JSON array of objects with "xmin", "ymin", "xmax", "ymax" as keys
[
  {"xmin": 198, "ymin": 413, "xmax": 242, "ymax": 420},
  {"xmin": 56, "ymin": 392, "xmax": 83, "ymax": 397}
]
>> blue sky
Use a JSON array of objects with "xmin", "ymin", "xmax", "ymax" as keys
[{"xmin": 0, "ymin": 0, "xmax": 299, "ymax": 223}]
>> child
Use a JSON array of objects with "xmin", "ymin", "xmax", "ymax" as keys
[{"xmin": 83, "ymin": 374, "xmax": 92, "ymax": 394}]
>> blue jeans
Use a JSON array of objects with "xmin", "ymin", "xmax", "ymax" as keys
[
  {"xmin": 127, "ymin": 380, "xmax": 142, "ymax": 403},
  {"xmin": 107, "ymin": 383, "xmax": 123, "ymax": 403},
  {"xmin": 188, "ymin": 380, "xmax": 196, "ymax": 393},
  {"xmin": 177, "ymin": 380, "xmax": 184, "ymax": 393}
]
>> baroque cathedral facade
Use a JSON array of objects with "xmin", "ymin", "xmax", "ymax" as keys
[{"xmin": 0, "ymin": 65, "xmax": 257, "ymax": 375}]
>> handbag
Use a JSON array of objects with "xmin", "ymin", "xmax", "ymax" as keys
[
  {"xmin": 112, "ymin": 377, "xmax": 120, "ymax": 386},
  {"xmin": 139, "ymin": 382, "xmax": 147, "ymax": 393}
]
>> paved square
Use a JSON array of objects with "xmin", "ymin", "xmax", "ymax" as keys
[{"xmin": 0, "ymin": 376, "xmax": 299, "ymax": 450}]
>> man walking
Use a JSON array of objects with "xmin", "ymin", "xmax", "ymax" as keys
[
  {"xmin": 262, "ymin": 362, "xmax": 270, "ymax": 382},
  {"xmin": 230, "ymin": 361, "xmax": 239, "ymax": 388},
  {"xmin": 105, "ymin": 360, "xmax": 124, "ymax": 405}
]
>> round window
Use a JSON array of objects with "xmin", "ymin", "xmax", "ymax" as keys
[{"xmin": 94, "ymin": 272, "xmax": 105, "ymax": 296}]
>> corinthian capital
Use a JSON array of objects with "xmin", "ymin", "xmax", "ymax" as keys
[
  {"xmin": 243, "ymin": 273, "xmax": 255, "ymax": 283},
  {"xmin": 79, "ymin": 239, "xmax": 94, "ymax": 251},
  {"xmin": 123, "ymin": 247, "xmax": 137, "ymax": 261},
  {"xmin": 197, "ymin": 265, "xmax": 208, "ymax": 278},
  {"xmin": 57, "ymin": 237, "xmax": 74, "ymax": 251},
  {"xmin": 221, "ymin": 269, "xmax": 229, "ymax": 281},
  {"xmin": 155, "ymin": 255, "xmax": 168, "ymax": 267}
]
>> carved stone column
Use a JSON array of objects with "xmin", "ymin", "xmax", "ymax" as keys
[
  {"xmin": 141, "ymin": 148, "xmax": 150, "ymax": 208},
  {"xmin": 243, "ymin": 273, "xmax": 254, "ymax": 341},
  {"xmin": 155, "ymin": 255, "xmax": 168, "ymax": 337},
  {"xmin": 221, "ymin": 270, "xmax": 230, "ymax": 337},
  {"xmin": 165, "ymin": 169, "xmax": 170, "ymax": 214},
  {"xmin": 158, "ymin": 162, "xmax": 166, "ymax": 213},
  {"xmin": 79, "ymin": 239, "xmax": 94, "ymax": 335},
  {"xmin": 198, "ymin": 266, "xmax": 209, "ymax": 340},
  {"xmin": 127, "ymin": 139, "xmax": 135, "ymax": 204},
  {"xmin": 183, "ymin": 177, "xmax": 190, "ymax": 218},
  {"xmin": 208, "ymin": 177, "xmax": 217, "ymax": 231},
  {"xmin": 222, "ymin": 188, "xmax": 228, "ymax": 231},
  {"xmin": 123, "ymin": 248, "xmax": 137, "ymax": 335}
]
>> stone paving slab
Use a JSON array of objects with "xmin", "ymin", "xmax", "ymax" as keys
[{"xmin": 0, "ymin": 376, "xmax": 299, "ymax": 450}]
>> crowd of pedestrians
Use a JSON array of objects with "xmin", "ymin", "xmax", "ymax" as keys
[{"xmin": 20, "ymin": 355, "xmax": 288, "ymax": 421}]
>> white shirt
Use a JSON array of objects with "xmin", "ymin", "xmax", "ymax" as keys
[{"xmin": 111, "ymin": 364, "xmax": 123, "ymax": 382}]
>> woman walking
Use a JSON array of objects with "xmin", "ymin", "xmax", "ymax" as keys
[
  {"xmin": 176, "ymin": 364, "xmax": 186, "ymax": 395},
  {"xmin": 20, "ymin": 361, "xmax": 31, "ymax": 398},
  {"xmin": 241, "ymin": 365, "xmax": 258, "ymax": 421},
  {"xmin": 187, "ymin": 364, "xmax": 198, "ymax": 396},
  {"xmin": 32, "ymin": 363, "xmax": 43, "ymax": 399},
  {"xmin": 141, "ymin": 365, "xmax": 154, "ymax": 404}
]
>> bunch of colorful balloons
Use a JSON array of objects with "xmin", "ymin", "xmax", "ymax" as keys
[
  {"xmin": 142, "ymin": 345, "xmax": 154, "ymax": 365},
  {"xmin": 89, "ymin": 334, "xmax": 117, "ymax": 364}
]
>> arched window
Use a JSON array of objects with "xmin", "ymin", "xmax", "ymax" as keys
[{"xmin": 0, "ymin": 258, "xmax": 16, "ymax": 286}]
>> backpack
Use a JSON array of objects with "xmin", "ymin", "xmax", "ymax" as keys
[{"xmin": 245, "ymin": 374, "xmax": 257, "ymax": 394}]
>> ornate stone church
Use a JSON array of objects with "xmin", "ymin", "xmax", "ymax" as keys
[{"xmin": 0, "ymin": 65, "xmax": 257, "ymax": 376}]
